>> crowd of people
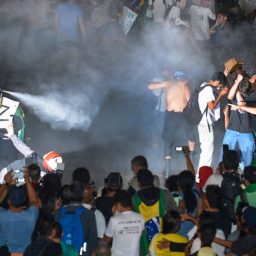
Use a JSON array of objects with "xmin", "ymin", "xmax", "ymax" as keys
[{"xmin": 1, "ymin": 0, "xmax": 256, "ymax": 256}]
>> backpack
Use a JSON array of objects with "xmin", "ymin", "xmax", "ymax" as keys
[
  {"xmin": 183, "ymin": 83, "xmax": 210, "ymax": 126},
  {"xmin": 221, "ymin": 172, "xmax": 242, "ymax": 221},
  {"xmin": 59, "ymin": 206, "xmax": 86, "ymax": 253},
  {"xmin": 133, "ymin": 189, "xmax": 166, "ymax": 256}
]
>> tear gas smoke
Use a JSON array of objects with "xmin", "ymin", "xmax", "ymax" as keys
[{"xmin": 6, "ymin": 90, "xmax": 99, "ymax": 131}]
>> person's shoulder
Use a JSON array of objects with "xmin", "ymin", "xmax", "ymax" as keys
[{"xmin": 26, "ymin": 205, "xmax": 39, "ymax": 214}]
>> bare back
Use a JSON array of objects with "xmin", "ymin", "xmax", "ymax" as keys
[{"xmin": 165, "ymin": 79, "xmax": 191, "ymax": 112}]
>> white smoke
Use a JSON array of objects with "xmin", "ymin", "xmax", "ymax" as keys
[{"xmin": 7, "ymin": 90, "xmax": 100, "ymax": 131}]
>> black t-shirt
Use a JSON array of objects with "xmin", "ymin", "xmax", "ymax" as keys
[
  {"xmin": 205, "ymin": 210, "xmax": 232, "ymax": 238},
  {"xmin": 227, "ymin": 94, "xmax": 254, "ymax": 133},
  {"xmin": 95, "ymin": 195, "xmax": 115, "ymax": 225}
]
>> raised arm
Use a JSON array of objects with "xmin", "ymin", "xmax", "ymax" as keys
[
  {"xmin": 8, "ymin": 134, "xmax": 34, "ymax": 157},
  {"xmin": 148, "ymin": 80, "xmax": 169, "ymax": 90},
  {"xmin": 228, "ymin": 74, "xmax": 243, "ymax": 100},
  {"xmin": 24, "ymin": 169, "xmax": 41, "ymax": 207}
]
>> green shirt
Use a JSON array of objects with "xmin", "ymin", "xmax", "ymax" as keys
[
  {"xmin": 61, "ymin": 242, "xmax": 78, "ymax": 256},
  {"xmin": 234, "ymin": 183, "xmax": 256, "ymax": 211}
]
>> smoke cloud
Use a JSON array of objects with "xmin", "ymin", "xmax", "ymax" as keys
[{"xmin": 6, "ymin": 90, "xmax": 101, "ymax": 131}]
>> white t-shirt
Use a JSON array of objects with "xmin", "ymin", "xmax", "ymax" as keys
[
  {"xmin": 198, "ymin": 83, "xmax": 220, "ymax": 126},
  {"xmin": 105, "ymin": 211, "xmax": 144, "ymax": 256},
  {"xmin": 189, "ymin": 5, "xmax": 215, "ymax": 40},
  {"xmin": 202, "ymin": 174, "xmax": 223, "ymax": 193}
]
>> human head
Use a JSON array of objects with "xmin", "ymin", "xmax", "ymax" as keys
[
  {"xmin": 222, "ymin": 149, "xmax": 240, "ymax": 171},
  {"xmin": 177, "ymin": 0, "xmax": 187, "ymax": 9},
  {"xmin": 224, "ymin": 58, "xmax": 244, "ymax": 75},
  {"xmin": 243, "ymin": 166, "xmax": 256, "ymax": 184},
  {"xmin": 216, "ymin": 12, "xmax": 228, "ymax": 26},
  {"xmin": 205, "ymin": 185, "xmax": 222, "ymax": 210},
  {"xmin": 243, "ymin": 206, "xmax": 256, "ymax": 233},
  {"xmin": 198, "ymin": 166, "xmax": 213, "ymax": 190},
  {"xmin": 174, "ymin": 70, "xmax": 187, "ymax": 80},
  {"xmin": 72, "ymin": 167, "xmax": 91, "ymax": 185},
  {"xmin": 28, "ymin": 163, "xmax": 41, "ymax": 183},
  {"xmin": 137, "ymin": 169, "xmax": 154, "ymax": 188},
  {"xmin": 40, "ymin": 173, "xmax": 62, "ymax": 199},
  {"xmin": 83, "ymin": 184, "xmax": 96, "ymax": 205},
  {"xmin": 7, "ymin": 185, "xmax": 28, "ymax": 208},
  {"xmin": 238, "ymin": 78, "xmax": 251, "ymax": 98},
  {"xmin": 105, "ymin": 172, "xmax": 123, "ymax": 192},
  {"xmin": 210, "ymin": 71, "xmax": 228, "ymax": 88},
  {"xmin": 46, "ymin": 222, "xmax": 62, "ymax": 240},
  {"xmin": 131, "ymin": 155, "xmax": 148, "ymax": 175},
  {"xmin": 162, "ymin": 210, "xmax": 181, "ymax": 234},
  {"xmin": 113, "ymin": 190, "xmax": 132, "ymax": 211},
  {"xmin": 43, "ymin": 151, "xmax": 64, "ymax": 173},
  {"xmin": 61, "ymin": 184, "xmax": 71, "ymax": 205},
  {"xmin": 199, "ymin": 223, "xmax": 217, "ymax": 247},
  {"xmin": 69, "ymin": 181, "xmax": 85, "ymax": 203},
  {"xmin": 165, "ymin": 175, "xmax": 179, "ymax": 192},
  {"xmin": 94, "ymin": 240, "xmax": 111, "ymax": 256}
]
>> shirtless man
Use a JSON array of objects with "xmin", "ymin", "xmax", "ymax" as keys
[{"xmin": 148, "ymin": 71, "xmax": 194, "ymax": 169}]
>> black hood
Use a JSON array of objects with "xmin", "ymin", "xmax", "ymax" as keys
[{"xmin": 137, "ymin": 186, "xmax": 161, "ymax": 206}]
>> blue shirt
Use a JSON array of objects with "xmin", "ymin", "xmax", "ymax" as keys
[{"xmin": 0, "ymin": 205, "xmax": 39, "ymax": 253}]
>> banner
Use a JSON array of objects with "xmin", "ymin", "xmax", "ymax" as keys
[
  {"xmin": 0, "ymin": 97, "xmax": 19, "ymax": 129},
  {"xmin": 122, "ymin": 6, "xmax": 138, "ymax": 35}
]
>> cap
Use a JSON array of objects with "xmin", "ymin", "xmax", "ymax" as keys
[
  {"xmin": 105, "ymin": 172, "xmax": 123, "ymax": 191},
  {"xmin": 198, "ymin": 166, "xmax": 213, "ymax": 190},
  {"xmin": 174, "ymin": 71, "xmax": 187, "ymax": 80},
  {"xmin": 243, "ymin": 206, "xmax": 256, "ymax": 229},
  {"xmin": 224, "ymin": 58, "xmax": 244, "ymax": 73}
]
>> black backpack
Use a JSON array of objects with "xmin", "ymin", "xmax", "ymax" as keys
[
  {"xmin": 183, "ymin": 83, "xmax": 210, "ymax": 126},
  {"xmin": 221, "ymin": 172, "xmax": 242, "ymax": 221}
]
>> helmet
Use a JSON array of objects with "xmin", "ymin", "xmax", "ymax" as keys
[{"xmin": 43, "ymin": 151, "xmax": 64, "ymax": 173}]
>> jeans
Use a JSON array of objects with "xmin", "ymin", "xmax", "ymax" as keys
[{"xmin": 222, "ymin": 129, "xmax": 255, "ymax": 167}]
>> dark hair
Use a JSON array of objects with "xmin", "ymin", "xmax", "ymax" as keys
[
  {"xmin": 239, "ymin": 78, "xmax": 251, "ymax": 97},
  {"xmin": 178, "ymin": 170, "xmax": 197, "ymax": 213},
  {"xmin": 131, "ymin": 155, "xmax": 148, "ymax": 169},
  {"xmin": 41, "ymin": 242, "xmax": 63, "ymax": 256},
  {"xmin": 199, "ymin": 211, "xmax": 215, "ymax": 227},
  {"xmin": 137, "ymin": 169, "xmax": 154, "ymax": 187},
  {"xmin": 165, "ymin": 175, "xmax": 179, "ymax": 192},
  {"xmin": 205, "ymin": 185, "xmax": 222, "ymax": 209},
  {"xmin": 39, "ymin": 173, "xmax": 62, "ymax": 199},
  {"xmin": 72, "ymin": 167, "xmax": 91, "ymax": 185},
  {"xmin": 113, "ymin": 190, "xmax": 132, "ymax": 208},
  {"xmin": 162, "ymin": 210, "xmax": 181, "ymax": 234},
  {"xmin": 7, "ymin": 185, "xmax": 28, "ymax": 208},
  {"xmin": 105, "ymin": 172, "xmax": 123, "ymax": 191},
  {"xmin": 94, "ymin": 240, "xmax": 111, "ymax": 256},
  {"xmin": 222, "ymin": 150, "xmax": 240, "ymax": 170},
  {"xmin": 45, "ymin": 222, "xmax": 62, "ymax": 239},
  {"xmin": 211, "ymin": 71, "xmax": 228, "ymax": 87},
  {"xmin": 61, "ymin": 185, "xmax": 71, "ymax": 205},
  {"xmin": 244, "ymin": 166, "xmax": 256, "ymax": 183},
  {"xmin": 28, "ymin": 164, "xmax": 41, "ymax": 182},
  {"xmin": 199, "ymin": 223, "xmax": 217, "ymax": 247},
  {"xmin": 69, "ymin": 181, "xmax": 85, "ymax": 203}
]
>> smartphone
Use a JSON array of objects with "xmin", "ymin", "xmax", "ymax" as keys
[
  {"xmin": 175, "ymin": 146, "xmax": 183, "ymax": 151},
  {"xmin": 12, "ymin": 169, "xmax": 25, "ymax": 184}
]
